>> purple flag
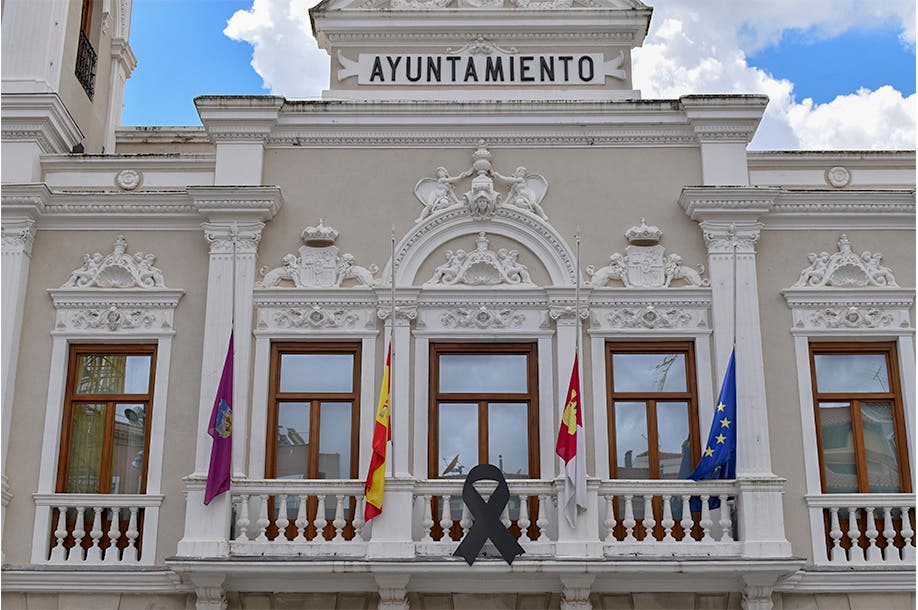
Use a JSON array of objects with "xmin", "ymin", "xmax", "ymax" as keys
[{"xmin": 204, "ymin": 333, "xmax": 233, "ymax": 505}]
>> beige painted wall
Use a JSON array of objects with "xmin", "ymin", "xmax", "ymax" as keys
[
  {"xmin": 756, "ymin": 228, "xmax": 916, "ymax": 564},
  {"xmin": 4, "ymin": 229, "xmax": 209, "ymax": 565}
]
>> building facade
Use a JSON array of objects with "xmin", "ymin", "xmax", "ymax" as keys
[{"xmin": 1, "ymin": 1, "xmax": 915, "ymax": 609}]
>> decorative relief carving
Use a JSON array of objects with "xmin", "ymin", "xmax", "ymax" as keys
[
  {"xmin": 114, "ymin": 169, "xmax": 143, "ymax": 191},
  {"xmin": 806, "ymin": 306, "xmax": 895, "ymax": 329},
  {"xmin": 63, "ymin": 235, "xmax": 167, "ymax": 288},
  {"xmin": 203, "ymin": 222, "xmax": 263, "ymax": 255},
  {"xmin": 258, "ymin": 220, "xmax": 379, "ymax": 288},
  {"xmin": 414, "ymin": 141, "xmax": 549, "ymax": 222},
  {"xmin": 825, "ymin": 166, "xmax": 851, "ymax": 188},
  {"xmin": 587, "ymin": 219, "xmax": 708, "ymax": 288},
  {"xmin": 792, "ymin": 234, "xmax": 898, "ymax": 288},
  {"xmin": 445, "ymin": 37, "xmax": 518, "ymax": 55},
  {"xmin": 64, "ymin": 305, "xmax": 162, "ymax": 331},
  {"xmin": 1, "ymin": 221, "xmax": 36, "ymax": 255},
  {"xmin": 270, "ymin": 306, "xmax": 360, "ymax": 329},
  {"xmin": 50, "ymin": 290, "xmax": 183, "ymax": 335},
  {"xmin": 440, "ymin": 306, "xmax": 525, "ymax": 329},
  {"xmin": 606, "ymin": 305, "xmax": 702, "ymax": 329},
  {"xmin": 424, "ymin": 232, "xmax": 535, "ymax": 287},
  {"xmin": 783, "ymin": 289, "xmax": 913, "ymax": 334}
]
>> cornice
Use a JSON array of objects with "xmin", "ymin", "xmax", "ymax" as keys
[
  {"xmin": 0, "ymin": 183, "xmax": 50, "ymax": 220},
  {"xmin": 187, "ymin": 185, "xmax": 284, "ymax": 224},
  {"xmin": 0, "ymin": 568, "xmax": 189, "ymax": 593},
  {"xmin": 49, "ymin": 288, "xmax": 185, "ymax": 309},
  {"xmin": 766, "ymin": 189, "xmax": 916, "ymax": 230},
  {"xmin": 678, "ymin": 186, "xmax": 779, "ymax": 223},
  {"xmin": 115, "ymin": 126, "xmax": 211, "ymax": 145},
  {"xmin": 194, "ymin": 96, "xmax": 284, "ymax": 143},
  {"xmin": 0, "ymin": 93, "xmax": 84, "ymax": 153},
  {"xmin": 111, "ymin": 37, "xmax": 138, "ymax": 75},
  {"xmin": 781, "ymin": 287, "xmax": 915, "ymax": 308},
  {"xmin": 776, "ymin": 568, "xmax": 916, "ymax": 593},
  {"xmin": 680, "ymin": 95, "xmax": 768, "ymax": 144},
  {"xmin": 748, "ymin": 150, "xmax": 916, "ymax": 170},
  {"xmin": 40, "ymin": 153, "xmax": 216, "ymax": 172}
]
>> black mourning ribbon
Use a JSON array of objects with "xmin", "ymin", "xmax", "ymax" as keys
[{"xmin": 454, "ymin": 464, "xmax": 525, "ymax": 566}]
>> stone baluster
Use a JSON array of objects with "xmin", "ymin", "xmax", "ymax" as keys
[
  {"xmin": 828, "ymin": 507, "xmax": 845, "ymax": 562},
  {"xmin": 718, "ymin": 496, "xmax": 733, "ymax": 542},
  {"xmin": 459, "ymin": 502, "xmax": 472, "ymax": 539},
  {"xmin": 536, "ymin": 495, "xmax": 550, "ymax": 543},
  {"xmin": 235, "ymin": 494, "xmax": 250, "ymax": 542},
  {"xmin": 882, "ymin": 507, "xmax": 899, "ymax": 564},
  {"xmin": 661, "ymin": 497, "xmax": 676, "ymax": 543},
  {"xmin": 847, "ymin": 507, "xmax": 864, "ymax": 564},
  {"xmin": 439, "ymin": 495, "xmax": 453, "ymax": 543},
  {"xmin": 254, "ymin": 495, "xmax": 270, "ymax": 542},
  {"xmin": 500, "ymin": 502, "xmax": 511, "ymax": 530},
  {"xmin": 67, "ymin": 506, "xmax": 86, "ymax": 563},
  {"xmin": 679, "ymin": 496, "xmax": 693, "ymax": 543},
  {"xmin": 621, "ymin": 495, "xmax": 636, "ymax": 543},
  {"xmin": 602, "ymin": 496, "xmax": 616, "ymax": 543},
  {"xmin": 901, "ymin": 507, "xmax": 915, "ymax": 562},
  {"xmin": 352, "ymin": 496, "xmax": 366, "ymax": 542},
  {"xmin": 641, "ymin": 495, "xmax": 655, "ymax": 542},
  {"xmin": 700, "ymin": 496, "xmax": 713, "ymax": 542},
  {"xmin": 518, "ymin": 496, "xmax": 532, "ymax": 543},
  {"xmin": 103, "ymin": 508, "xmax": 122, "ymax": 564},
  {"xmin": 85, "ymin": 506, "xmax": 104, "ymax": 563},
  {"xmin": 276, "ymin": 495, "xmax": 289, "ymax": 543},
  {"xmin": 420, "ymin": 495, "xmax": 434, "ymax": 542},
  {"xmin": 314, "ymin": 496, "xmax": 328, "ymax": 542},
  {"xmin": 864, "ymin": 507, "xmax": 881, "ymax": 563},
  {"xmin": 293, "ymin": 495, "xmax": 308, "ymax": 543},
  {"xmin": 333, "ymin": 495, "xmax": 347, "ymax": 542},
  {"xmin": 123, "ymin": 507, "xmax": 139, "ymax": 562},
  {"xmin": 49, "ymin": 507, "xmax": 68, "ymax": 562}
]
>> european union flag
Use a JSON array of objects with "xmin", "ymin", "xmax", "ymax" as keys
[{"xmin": 688, "ymin": 350, "xmax": 736, "ymax": 510}]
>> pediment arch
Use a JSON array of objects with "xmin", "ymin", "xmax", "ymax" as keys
[{"xmin": 385, "ymin": 206, "xmax": 578, "ymax": 287}]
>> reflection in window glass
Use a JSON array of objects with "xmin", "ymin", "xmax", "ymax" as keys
[
  {"xmin": 814, "ymin": 354, "xmax": 889, "ymax": 393},
  {"xmin": 439, "ymin": 403, "xmax": 477, "ymax": 478},
  {"xmin": 819, "ymin": 402, "xmax": 858, "ymax": 494},
  {"xmin": 489, "ymin": 403, "xmax": 528, "ymax": 478},
  {"xmin": 318, "ymin": 402, "xmax": 351, "ymax": 479},
  {"xmin": 861, "ymin": 401, "xmax": 901, "ymax": 493},
  {"xmin": 110, "ymin": 403, "xmax": 146, "ymax": 494},
  {"xmin": 614, "ymin": 402, "xmax": 649, "ymax": 479},
  {"xmin": 439, "ymin": 354, "xmax": 528, "ymax": 394},
  {"xmin": 279, "ymin": 354, "xmax": 353, "ymax": 394},
  {"xmin": 656, "ymin": 402, "xmax": 692, "ymax": 480},
  {"xmin": 276, "ymin": 402, "xmax": 311, "ymax": 479},
  {"xmin": 66, "ymin": 404, "xmax": 106, "ymax": 493},
  {"xmin": 612, "ymin": 353, "xmax": 687, "ymax": 393},
  {"xmin": 76, "ymin": 355, "xmax": 151, "ymax": 394}
]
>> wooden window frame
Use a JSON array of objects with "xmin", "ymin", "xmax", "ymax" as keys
[
  {"xmin": 428, "ymin": 342, "xmax": 541, "ymax": 480},
  {"xmin": 606, "ymin": 341, "xmax": 700, "ymax": 480},
  {"xmin": 80, "ymin": 0, "xmax": 94, "ymax": 37},
  {"xmin": 809, "ymin": 342, "xmax": 912, "ymax": 494},
  {"xmin": 55, "ymin": 344, "xmax": 157, "ymax": 495},
  {"xmin": 265, "ymin": 342, "xmax": 362, "ymax": 481}
]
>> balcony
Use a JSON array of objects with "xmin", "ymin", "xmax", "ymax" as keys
[{"xmin": 75, "ymin": 30, "xmax": 97, "ymax": 99}]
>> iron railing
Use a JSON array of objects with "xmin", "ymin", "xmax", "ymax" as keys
[{"xmin": 75, "ymin": 30, "xmax": 97, "ymax": 99}]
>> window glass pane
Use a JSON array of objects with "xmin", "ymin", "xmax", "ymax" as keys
[
  {"xmin": 818, "ymin": 402, "xmax": 859, "ymax": 493},
  {"xmin": 110, "ymin": 404, "xmax": 146, "ymax": 494},
  {"xmin": 276, "ymin": 402, "xmax": 311, "ymax": 478},
  {"xmin": 814, "ymin": 353, "xmax": 890, "ymax": 393},
  {"xmin": 861, "ymin": 401, "xmax": 901, "ymax": 493},
  {"xmin": 439, "ymin": 354, "xmax": 528, "ymax": 394},
  {"xmin": 657, "ymin": 401, "xmax": 693, "ymax": 480},
  {"xmin": 438, "ymin": 403, "xmax": 477, "ymax": 478},
  {"xmin": 279, "ymin": 354, "xmax": 353, "ymax": 394},
  {"xmin": 488, "ymin": 403, "xmax": 529, "ymax": 479},
  {"xmin": 76, "ymin": 355, "xmax": 151, "ymax": 394},
  {"xmin": 612, "ymin": 353, "xmax": 687, "ymax": 393},
  {"xmin": 318, "ymin": 402, "xmax": 352, "ymax": 479},
  {"xmin": 614, "ymin": 401, "xmax": 649, "ymax": 479},
  {"xmin": 66, "ymin": 403, "xmax": 106, "ymax": 493}
]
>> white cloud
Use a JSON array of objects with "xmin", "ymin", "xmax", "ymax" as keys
[
  {"xmin": 224, "ymin": 0, "xmax": 329, "ymax": 98},
  {"xmin": 225, "ymin": 0, "xmax": 916, "ymax": 149}
]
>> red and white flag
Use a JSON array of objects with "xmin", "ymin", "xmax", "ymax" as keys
[{"xmin": 556, "ymin": 354, "xmax": 587, "ymax": 528}]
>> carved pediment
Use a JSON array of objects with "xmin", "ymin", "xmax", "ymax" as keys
[
  {"xmin": 63, "ymin": 235, "xmax": 167, "ymax": 289},
  {"xmin": 423, "ymin": 232, "xmax": 535, "ymax": 287},
  {"xmin": 791, "ymin": 234, "xmax": 898, "ymax": 288}
]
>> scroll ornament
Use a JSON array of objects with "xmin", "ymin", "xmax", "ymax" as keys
[
  {"xmin": 63, "ymin": 235, "xmax": 166, "ymax": 289},
  {"xmin": 424, "ymin": 232, "xmax": 535, "ymax": 287},
  {"xmin": 792, "ymin": 234, "xmax": 898, "ymax": 288}
]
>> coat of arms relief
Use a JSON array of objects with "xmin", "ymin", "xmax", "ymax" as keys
[
  {"xmin": 258, "ymin": 220, "xmax": 380, "ymax": 288},
  {"xmin": 414, "ymin": 140, "xmax": 549, "ymax": 222},
  {"xmin": 587, "ymin": 219, "xmax": 709, "ymax": 288}
]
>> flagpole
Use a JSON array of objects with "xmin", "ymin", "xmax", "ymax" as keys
[
  {"xmin": 230, "ymin": 220, "xmax": 237, "ymax": 482},
  {"xmin": 730, "ymin": 223, "xmax": 737, "ymax": 347},
  {"xmin": 390, "ymin": 225, "xmax": 397, "ymax": 478},
  {"xmin": 574, "ymin": 226, "xmax": 582, "ymax": 362}
]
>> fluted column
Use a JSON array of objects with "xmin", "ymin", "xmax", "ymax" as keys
[{"xmin": 681, "ymin": 187, "xmax": 791, "ymax": 559}]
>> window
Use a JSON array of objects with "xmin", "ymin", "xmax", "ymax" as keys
[
  {"xmin": 810, "ymin": 343, "xmax": 911, "ymax": 494},
  {"xmin": 606, "ymin": 342, "xmax": 700, "ymax": 479},
  {"xmin": 266, "ymin": 343, "xmax": 361, "ymax": 481},
  {"xmin": 429, "ymin": 343, "xmax": 540, "ymax": 480},
  {"xmin": 75, "ymin": 0, "xmax": 98, "ymax": 98},
  {"xmin": 56, "ymin": 345, "xmax": 156, "ymax": 494}
]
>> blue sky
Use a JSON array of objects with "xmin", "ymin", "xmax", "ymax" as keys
[{"xmin": 121, "ymin": 0, "xmax": 916, "ymax": 149}]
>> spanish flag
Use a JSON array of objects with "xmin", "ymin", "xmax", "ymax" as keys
[
  {"xmin": 364, "ymin": 345, "xmax": 391, "ymax": 521},
  {"xmin": 556, "ymin": 354, "xmax": 587, "ymax": 528}
]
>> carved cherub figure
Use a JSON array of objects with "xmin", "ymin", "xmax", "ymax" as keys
[
  {"xmin": 260, "ymin": 253, "xmax": 299, "ymax": 287},
  {"xmin": 793, "ymin": 251, "xmax": 830, "ymax": 287},
  {"xmin": 428, "ymin": 249, "xmax": 465, "ymax": 285},
  {"xmin": 64, "ymin": 252, "xmax": 104, "ymax": 287},
  {"xmin": 862, "ymin": 251, "xmax": 898, "ymax": 287},
  {"xmin": 336, "ymin": 253, "xmax": 379, "ymax": 287},
  {"xmin": 138, "ymin": 253, "xmax": 165, "ymax": 287},
  {"xmin": 414, "ymin": 166, "xmax": 474, "ymax": 223},
  {"xmin": 494, "ymin": 166, "xmax": 549, "ymax": 220},
  {"xmin": 498, "ymin": 248, "xmax": 532, "ymax": 284},
  {"xmin": 663, "ymin": 254, "xmax": 709, "ymax": 287},
  {"xmin": 587, "ymin": 253, "xmax": 629, "ymax": 288}
]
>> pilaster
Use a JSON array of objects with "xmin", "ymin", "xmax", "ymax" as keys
[
  {"xmin": 177, "ymin": 187, "xmax": 282, "ymax": 558},
  {"xmin": 104, "ymin": 39, "xmax": 137, "ymax": 153}
]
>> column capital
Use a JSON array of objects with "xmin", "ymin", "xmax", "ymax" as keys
[
  {"xmin": 679, "ymin": 186, "xmax": 779, "ymax": 254},
  {"xmin": 202, "ymin": 221, "xmax": 265, "ymax": 255},
  {"xmin": 1, "ymin": 219, "xmax": 36, "ymax": 256}
]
